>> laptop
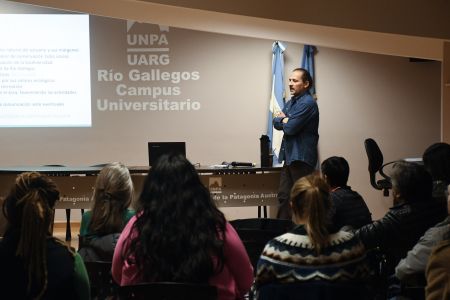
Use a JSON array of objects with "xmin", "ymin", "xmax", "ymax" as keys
[{"xmin": 148, "ymin": 142, "xmax": 186, "ymax": 166}]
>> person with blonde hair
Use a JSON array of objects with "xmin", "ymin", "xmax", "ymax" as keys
[
  {"xmin": 0, "ymin": 172, "xmax": 90, "ymax": 299},
  {"xmin": 79, "ymin": 162, "xmax": 135, "ymax": 261},
  {"xmin": 256, "ymin": 175, "xmax": 369, "ymax": 288}
]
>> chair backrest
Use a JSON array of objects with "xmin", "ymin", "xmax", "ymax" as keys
[
  {"xmin": 365, "ymin": 248, "xmax": 389, "ymax": 299},
  {"xmin": 230, "ymin": 218, "xmax": 294, "ymax": 232},
  {"xmin": 230, "ymin": 218, "xmax": 294, "ymax": 271},
  {"xmin": 402, "ymin": 285, "xmax": 425, "ymax": 300},
  {"xmin": 398, "ymin": 273, "xmax": 426, "ymax": 300},
  {"xmin": 78, "ymin": 234, "xmax": 86, "ymax": 250},
  {"xmin": 258, "ymin": 281, "xmax": 370, "ymax": 300},
  {"xmin": 235, "ymin": 228, "xmax": 282, "ymax": 271},
  {"xmin": 364, "ymin": 138, "xmax": 384, "ymax": 181},
  {"xmin": 364, "ymin": 138, "xmax": 393, "ymax": 195},
  {"xmin": 84, "ymin": 260, "xmax": 117, "ymax": 300},
  {"xmin": 117, "ymin": 282, "xmax": 217, "ymax": 300},
  {"xmin": 0, "ymin": 197, "xmax": 7, "ymax": 237}
]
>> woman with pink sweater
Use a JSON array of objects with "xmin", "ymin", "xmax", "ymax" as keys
[{"xmin": 112, "ymin": 154, "xmax": 253, "ymax": 300}]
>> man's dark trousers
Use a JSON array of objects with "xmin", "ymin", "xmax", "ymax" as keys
[{"xmin": 276, "ymin": 160, "xmax": 314, "ymax": 220}]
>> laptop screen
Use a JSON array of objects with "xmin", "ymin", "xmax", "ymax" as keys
[{"xmin": 148, "ymin": 142, "xmax": 186, "ymax": 166}]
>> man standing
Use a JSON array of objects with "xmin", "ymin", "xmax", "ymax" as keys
[{"xmin": 273, "ymin": 68, "xmax": 319, "ymax": 219}]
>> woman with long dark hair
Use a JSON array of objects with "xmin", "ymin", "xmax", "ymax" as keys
[
  {"xmin": 0, "ymin": 172, "xmax": 90, "ymax": 299},
  {"xmin": 112, "ymin": 154, "xmax": 253, "ymax": 300}
]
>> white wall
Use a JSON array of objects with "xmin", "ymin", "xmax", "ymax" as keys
[{"xmin": 315, "ymin": 47, "xmax": 441, "ymax": 218}]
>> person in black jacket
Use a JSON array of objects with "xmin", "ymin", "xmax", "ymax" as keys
[
  {"xmin": 423, "ymin": 142, "xmax": 450, "ymax": 208},
  {"xmin": 321, "ymin": 156, "xmax": 372, "ymax": 230},
  {"xmin": 356, "ymin": 162, "xmax": 446, "ymax": 275}
]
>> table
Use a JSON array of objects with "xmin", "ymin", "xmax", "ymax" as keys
[{"xmin": 0, "ymin": 165, "xmax": 281, "ymax": 240}]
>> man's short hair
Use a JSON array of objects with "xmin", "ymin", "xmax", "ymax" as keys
[
  {"xmin": 292, "ymin": 68, "xmax": 313, "ymax": 91},
  {"xmin": 422, "ymin": 142, "xmax": 450, "ymax": 183},
  {"xmin": 391, "ymin": 161, "xmax": 432, "ymax": 203},
  {"xmin": 321, "ymin": 156, "xmax": 349, "ymax": 188}
]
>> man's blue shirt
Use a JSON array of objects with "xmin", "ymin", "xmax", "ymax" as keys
[{"xmin": 273, "ymin": 92, "xmax": 319, "ymax": 167}]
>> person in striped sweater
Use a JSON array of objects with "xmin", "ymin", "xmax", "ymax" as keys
[{"xmin": 256, "ymin": 174, "xmax": 370, "ymax": 287}]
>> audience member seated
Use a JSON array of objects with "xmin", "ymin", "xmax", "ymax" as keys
[
  {"xmin": 78, "ymin": 162, "xmax": 135, "ymax": 262},
  {"xmin": 356, "ymin": 162, "xmax": 445, "ymax": 276},
  {"xmin": 0, "ymin": 172, "xmax": 90, "ymax": 299},
  {"xmin": 321, "ymin": 156, "xmax": 372, "ymax": 230},
  {"xmin": 111, "ymin": 154, "xmax": 253, "ymax": 300},
  {"xmin": 425, "ymin": 234, "xmax": 450, "ymax": 300},
  {"xmin": 255, "ymin": 175, "xmax": 369, "ymax": 292},
  {"xmin": 392, "ymin": 143, "xmax": 450, "ymax": 293},
  {"xmin": 422, "ymin": 142, "xmax": 450, "ymax": 217},
  {"xmin": 0, "ymin": 197, "xmax": 7, "ymax": 236},
  {"xmin": 395, "ymin": 183, "xmax": 450, "ymax": 285}
]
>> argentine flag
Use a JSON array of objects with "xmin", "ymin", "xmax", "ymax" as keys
[
  {"xmin": 301, "ymin": 45, "xmax": 317, "ymax": 99},
  {"xmin": 301, "ymin": 44, "xmax": 320, "ymax": 169},
  {"xmin": 268, "ymin": 41, "xmax": 286, "ymax": 165}
]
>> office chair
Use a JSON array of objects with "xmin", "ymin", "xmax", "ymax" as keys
[
  {"xmin": 117, "ymin": 282, "xmax": 217, "ymax": 300},
  {"xmin": 364, "ymin": 138, "xmax": 395, "ymax": 196}
]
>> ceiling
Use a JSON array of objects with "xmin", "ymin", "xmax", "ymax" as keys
[{"xmin": 143, "ymin": 0, "xmax": 450, "ymax": 40}]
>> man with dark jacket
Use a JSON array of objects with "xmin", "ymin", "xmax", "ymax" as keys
[
  {"xmin": 321, "ymin": 156, "xmax": 372, "ymax": 230},
  {"xmin": 356, "ymin": 162, "xmax": 446, "ymax": 274},
  {"xmin": 393, "ymin": 143, "xmax": 450, "ymax": 284},
  {"xmin": 273, "ymin": 68, "xmax": 319, "ymax": 220}
]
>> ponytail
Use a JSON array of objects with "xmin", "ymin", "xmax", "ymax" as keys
[
  {"xmin": 290, "ymin": 175, "xmax": 331, "ymax": 254},
  {"xmin": 3, "ymin": 172, "xmax": 61, "ymax": 299}
]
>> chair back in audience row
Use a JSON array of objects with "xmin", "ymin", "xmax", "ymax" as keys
[
  {"xmin": 258, "ymin": 281, "xmax": 371, "ymax": 300},
  {"xmin": 117, "ymin": 282, "xmax": 217, "ymax": 300},
  {"xmin": 84, "ymin": 260, "xmax": 217, "ymax": 300},
  {"xmin": 84, "ymin": 261, "xmax": 117, "ymax": 300},
  {"xmin": 230, "ymin": 218, "xmax": 295, "ymax": 272},
  {"xmin": 230, "ymin": 218, "xmax": 294, "ymax": 232}
]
